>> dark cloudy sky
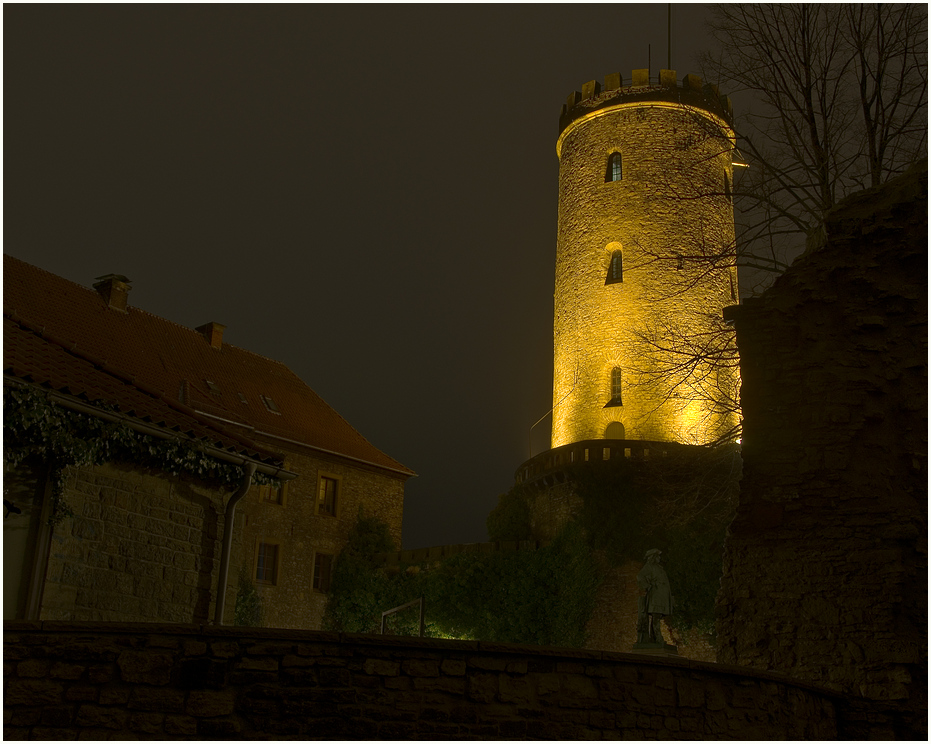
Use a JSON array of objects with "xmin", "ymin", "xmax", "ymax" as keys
[{"xmin": 4, "ymin": 4, "xmax": 719, "ymax": 549}]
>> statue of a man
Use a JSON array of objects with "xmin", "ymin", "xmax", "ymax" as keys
[{"xmin": 636, "ymin": 548, "xmax": 672, "ymax": 644}]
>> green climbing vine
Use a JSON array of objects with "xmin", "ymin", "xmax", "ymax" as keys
[{"xmin": 3, "ymin": 385, "xmax": 274, "ymax": 524}]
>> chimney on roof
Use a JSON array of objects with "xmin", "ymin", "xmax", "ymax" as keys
[
  {"xmin": 196, "ymin": 321, "xmax": 226, "ymax": 350},
  {"xmin": 93, "ymin": 274, "xmax": 132, "ymax": 312}
]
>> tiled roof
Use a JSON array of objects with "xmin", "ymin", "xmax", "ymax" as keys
[
  {"xmin": 4, "ymin": 255, "xmax": 414, "ymax": 476},
  {"xmin": 4, "ymin": 315, "xmax": 287, "ymax": 470}
]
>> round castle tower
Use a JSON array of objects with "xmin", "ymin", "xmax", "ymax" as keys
[{"xmin": 552, "ymin": 69, "xmax": 739, "ymax": 448}]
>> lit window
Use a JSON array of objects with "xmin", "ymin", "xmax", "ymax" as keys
[
  {"xmin": 604, "ymin": 367, "xmax": 623, "ymax": 407},
  {"xmin": 317, "ymin": 475, "xmax": 338, "ymax": 517},
  {"xmin": 605, "ymin": 251, "xmax": 623, "ymax": 285},
  {"xmin": 605, "ymin": 152, "xmax": 622, "ymax": 182},
  {"xmin": 313, "ymin": 553, "xmax": 334, "ymax": 593},
  {"xmin": 254, "ymin": 542, "xmax": 279, "ymax": 585}
]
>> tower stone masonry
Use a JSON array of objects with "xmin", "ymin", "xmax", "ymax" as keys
[{"xmin": 552, "ymin": 70, "xmax": 740, "ymax": 447}]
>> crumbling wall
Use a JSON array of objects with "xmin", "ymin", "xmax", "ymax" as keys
[{"xmin": 717, "ymin": 161, "xmax": 927, "ymax": 738}]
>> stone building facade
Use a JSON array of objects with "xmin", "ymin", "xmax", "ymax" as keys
[
  {"xmin": 236, "ymin": 445, "xmax": 407, "ymax": 629},
  {"xmin": 4, "ymin": 308, "xmax": 291, "ymax": 625},
  {"xmin": 716, "ymin": 161, "xmax": 927, "ymax": 739},
  {"xmin": 4, "ymin": 255, "xmax": 413, "ymax": 630}
]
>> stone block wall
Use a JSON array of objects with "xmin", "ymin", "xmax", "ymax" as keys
[
  {"xmin": 717, "ymin": 162, "xmax": 927, "ymax": 739},
  {"xmin": 41, "ymin": 462, "xmax": 230, "ymax": 624},
  {"xmin": 553, "ymin": 77, "xmax": 738, "ymax": 448},
  {"xmin": 4, "ymin": 621, "xmax": 848, "ymax": 740}
]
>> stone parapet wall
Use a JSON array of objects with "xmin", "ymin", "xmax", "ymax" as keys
[{"xmin": 4, "ymin": 621, "xmax": 848, "ymax": 740}]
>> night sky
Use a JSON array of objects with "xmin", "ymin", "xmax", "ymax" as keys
[{"xmin": 4, "ymin": 4, "xmax": 719, "ymax": 549}]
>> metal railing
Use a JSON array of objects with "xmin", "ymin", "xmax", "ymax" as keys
[{"xmin": 380, "ymin": 596, "xmax": 425, "ymax": 637}]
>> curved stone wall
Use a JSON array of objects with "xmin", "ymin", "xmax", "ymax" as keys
[
  {"xmin": 4, "ymin": 621, "xmax": 852, "ymax": 740},
  {"xmin": 552, "ymin": 72, "xmax": 738, "ymax": 448}
]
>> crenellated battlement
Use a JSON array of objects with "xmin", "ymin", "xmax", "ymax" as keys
[{"xmin": 558, "ymin": 69, "xmax": 732, "ymax": 135}]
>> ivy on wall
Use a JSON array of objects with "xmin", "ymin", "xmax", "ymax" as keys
[
  {"xmin": 3, "ymin": 385, "xmax": 274, "ymax": 523},
  {"xmin": 324, "ymin": 516, "xmax": 600, "ymax": 647}
]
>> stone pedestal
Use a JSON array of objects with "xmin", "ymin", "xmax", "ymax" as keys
[{"xmin": 631, "ymin": 642, "xmax": 679, "ymax": 657}]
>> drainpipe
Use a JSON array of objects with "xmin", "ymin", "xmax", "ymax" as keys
[{"xmin": 213, "ymin": 462, "xmax": 256, "ymax": 625}]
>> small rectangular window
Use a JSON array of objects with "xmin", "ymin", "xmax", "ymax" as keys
[
  {"xmin": 316, "ymin": 475, "xmax": 339, "ymax": 517},
  {"xmin": 254, "ymin": 542, "xmax": 279, "ymax": 585},
  {"xmin": 260, "ymin": 394, "xmax": 280, "ymax": 413},
  {"xmin": 313, "ymin": 552, "xmax": 334, "ymax": 593},
  {"xmin": 205, "ymin": 380, "xmax": 221, "ymax": 395},
  {"xmin": 260, "ymin": 481, "xmax": 287, "ymax": 505}
]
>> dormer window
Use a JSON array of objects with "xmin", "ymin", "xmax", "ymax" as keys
[
  {"xmin": 605, "ymin": 152, "xmax": 622, "ymax": 182},
  {"xmin": 205, "ymin": 380, "xmax": 221, "ymax": 395},
  {"xmin": 605, "ymin": 251, "xmax": 623, "ymax": 285},
  {"xmin": 261, "ymin": 394, "xmax": 280, "ymax": 413},
  {"xmin": 237, "ymin": 392, "xmax": 249, "ymax": 405}
]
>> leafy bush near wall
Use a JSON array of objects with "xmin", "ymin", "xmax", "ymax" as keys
[
  {"xmin": 486, "ymin": 445, "xmax": 740, "ymax": 637},
  {"xmin": 234, "ymin": 566, "xmax": 264, "ymax": 627},
  {"xmin": 327, "ymin": 446, "xmax": 737, "ymax": 644},
  {"xmin": 324, "ymin": 518, "xmax": 600, "ymax": 646}
]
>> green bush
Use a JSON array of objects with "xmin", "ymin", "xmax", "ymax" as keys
[
  {"xmin": 234, "ymin": 566, "xmax": 264, "ymax": 627},
  {"xmin": 325, "ymin": 517, "xmax": 600, "ymax": 647}
]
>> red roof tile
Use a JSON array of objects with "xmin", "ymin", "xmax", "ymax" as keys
[
  {"xmin": 4, "ymin": 255, "xmax": 414, "ymax": 476},
  {"xmin": 4, "ymin": 316, "xmax": 287, "ymax": 470}
]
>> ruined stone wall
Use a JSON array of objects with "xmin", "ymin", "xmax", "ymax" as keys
[
  {"xmin": 4, "ymin": 621, "xmax": 845, "ymax": 740},
  {"xmin": 717, "ymin": 161, "xmax": 927, "ymax": 739}
]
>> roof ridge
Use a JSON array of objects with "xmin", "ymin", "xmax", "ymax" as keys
[{"xmin": 4, "ymin": 254, "xmax": 293, "ymax": 370}]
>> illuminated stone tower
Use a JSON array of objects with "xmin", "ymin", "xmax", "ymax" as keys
[{"xmin": 552, "ymin": 69, "xmax": 739, "ymax": 448}]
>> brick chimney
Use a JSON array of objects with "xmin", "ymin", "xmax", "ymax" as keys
[
  {"xmin": 93, "ymin": 274, "xmax": 132, "ymax": 312},
  {"xmin": 195, "ymin": 322, "xmax": 226, "ymax": 350}
]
